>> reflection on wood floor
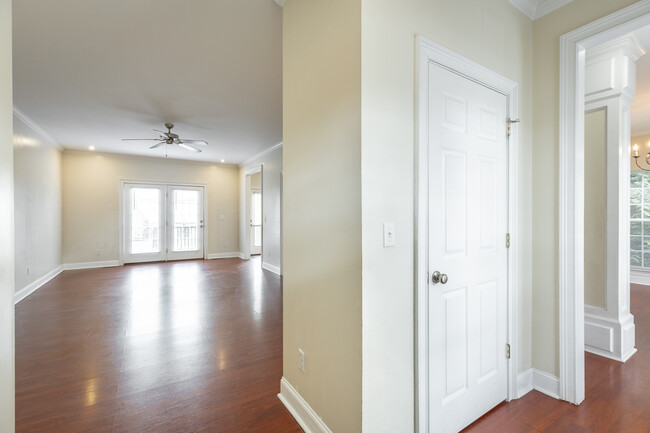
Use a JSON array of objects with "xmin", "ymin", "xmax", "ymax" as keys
[
  {"xmin": 16, "ymin": 257, "xmax": 302, "ymax": 433},
  {"xmin": 464, "ymin": 283, "xmax": 650, "ymax": 432}
]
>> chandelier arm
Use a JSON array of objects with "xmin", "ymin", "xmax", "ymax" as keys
[{"xmin": 635, "ymin": 157, "xmax": 650, "ymax": 172}]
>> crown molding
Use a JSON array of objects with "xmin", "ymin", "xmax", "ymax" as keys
[
  {"xmin": 240, "ymin": 142, "xmax": 282, "ymax": 167},
  {"xmin": 509, "ymin": 0, "xmax": 574, "ymax": 20},
  {"xmin": 273, "ymin": 0, "xmax": 286, "ymax": 7},
  {"xmin": 12, "ymin": 106, "xmax": 62, "ymax": 150}
]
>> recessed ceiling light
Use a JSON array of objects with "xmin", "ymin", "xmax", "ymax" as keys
[
  {"xmin": 88, "ymin": 146, "xmax": 95, "ymax": 151},
  {"xmin": 220, "ymin": 159, "xmax": 225, "ymax": 163}
]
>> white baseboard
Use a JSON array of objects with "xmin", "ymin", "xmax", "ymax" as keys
[
  {"xmin": 262, "ymin": 261, "xmax": 281, "ymax": 275},
  {"xmin": 14, "ymin": 265, "xmax": 63, "ymax": 304},
  {"xmin": 278, "ymin": 377, "xmax": 333, "ymax": 433},
  {"xmin": 239, "ymin": 253, "xmax": 246, "ymax": 259},
  {"xmin": 516, "ymin": 368, "xmax": 534, "ymax": 398},
  {"xmin": 630, "ymin": 268, "xmax": 650, "ymax": 285},
  {"xmin": 63, "ymin": 260, "xmax": 120, "ymax": 271},
  {"xmin": 515, "ymin": 368, "xmax": 560, "ymax": 400},
  {"xmin": 532, "ymin": 369, "xmax": 560, "ymax": 399},
  {"xmin": 207, "ymin": 252, "xmax": 241, "ymax": 259}
]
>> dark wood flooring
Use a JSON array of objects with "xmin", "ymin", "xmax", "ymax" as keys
[
  {"xmin": 464, "ymin": 283, "xmax": 650, "ymax": 433},
  {"xmin": 15, "ymin": 257, "xmax": 302, "ymax": 433}
]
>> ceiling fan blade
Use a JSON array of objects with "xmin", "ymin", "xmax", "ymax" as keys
[
  {"xmin": 153, "ymin": 129, "xmax": 167, "ymax": 134},
  {"xmin": 180, "ymin": 139, "xmax": 208, "ymax": 146},
  {"xmin": 122, "ymin": 138, "xmax": 162, "ymax": 141},
  {"xmin": 149, "ymin": 142, "xmax": 165, "ymax": 149},
  {"xmin": 177, "ymin": 142, "xmax": 201, "ymax": 153}
]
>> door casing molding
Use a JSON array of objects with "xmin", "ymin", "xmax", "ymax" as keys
[
  {"xmin": 558, "ymin": 0, "xmax": 650, "ymax": 405},
  {"xmin": 415, "ymin": 36, "xmax": 520, "ymax": 432}
]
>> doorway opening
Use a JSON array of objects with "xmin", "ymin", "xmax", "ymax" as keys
[
  {"xmin": 244, "ymin": 166, "xmax": 263, "ymax": 260},
  {"xmin": 121, "ymin": 182, "xmax": 206, "ymax": 264},
  {"xmin": 559, "ymin": 0, "xmax": 650, "ymax": 405}
]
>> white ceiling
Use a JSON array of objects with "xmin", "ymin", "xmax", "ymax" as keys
[
  {"xmin": 632, "ymin": 26, "xmax": 650, "ymax": 137},
  {"xmin": 12, "ymin": 0, "xmax": 282, "ymax": 164}
]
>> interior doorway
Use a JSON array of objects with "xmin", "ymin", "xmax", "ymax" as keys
[
  {"xmin": 559, "ymin": 0, "xmax": 650, "ymax": 405},
  {"xmin": 250, "ymin": 172, "xmax": 262, "ymax": 255},
  {"xmin": 245, "ymin": 166, "xmax": 263, "ymax": 260},
  {"xmin": 121, "ymin": 182, "xmax": 206, "ymax": 264}
]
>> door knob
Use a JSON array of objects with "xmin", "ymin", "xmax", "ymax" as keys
[{"xmin": 432, "ymin": 271, "xmax": 448, "ymax": 284}]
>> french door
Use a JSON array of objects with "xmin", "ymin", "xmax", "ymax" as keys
[
  {"xmin": 250, "ymin": 189, "xmax": 262, "ymax": 255},
  {"xmin": 123, "ymin": 183, "xmax": 204, "ymax": 264}
]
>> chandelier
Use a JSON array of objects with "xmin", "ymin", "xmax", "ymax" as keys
[{"xmin": 633, "ymin": 144, "xmax": 650, "ymax": 171}]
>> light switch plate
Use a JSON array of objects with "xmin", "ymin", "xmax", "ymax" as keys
[{"xmin": 384, "ymin": 223, "xmax": 395, "ymax": 247}]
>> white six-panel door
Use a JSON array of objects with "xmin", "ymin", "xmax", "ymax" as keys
[{"xmin": 427, "ymin": 63, "xmax": 508, "ymax": 432}]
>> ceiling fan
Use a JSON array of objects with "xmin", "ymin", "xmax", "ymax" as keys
[{"xmin": 122, "ymin": 123, "xmax": 208, "ymax": 153}]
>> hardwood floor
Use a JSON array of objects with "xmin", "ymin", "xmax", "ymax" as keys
[
  {"xmin": 15, "ymin": 258, "xmax": 302, "ymax": 433},
  {"xmin": 463, "ymin": 283, "xmax": 650, "ymax": 433}
]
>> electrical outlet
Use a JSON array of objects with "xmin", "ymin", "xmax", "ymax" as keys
[
  {"xmin": 96, "ymin": 249, "xmax": 101, "ymax": 256},
  {"xmin": 298, "ymin": 349, "xmax": 306, "ymax": 373}
]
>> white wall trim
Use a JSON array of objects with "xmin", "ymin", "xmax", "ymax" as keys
[
  {"xmin": 238, "ymin": 253, "xmax": 246, "ymax": 260},
  {"xmin": 273, "ymin": 0, "xmax": 286, "ymax": 7},
  {"xmin": 14, "ymin": 265, "xmax": 63, "ymax": 304},
  {"xmin": 415, "ymin": 37, "xmax": 520, "ymax": 433},
  {"xmin": 533, "ymin": 369, "xmax": 561, "ymax": 399},
  {"xmin": 13, "ymin": 105, "xmax": 61, "ymax": 150},
  {"xmin": 262, "ymin": 261, "xmax": 281, "ymax": 275},
  {"xmin": 559, "ymin": 0, "xmax": 650, "ymax": 405},
  {"xmin": 240, "ymin": 142, "xmax": 282, "ymax": 168},
  {"xmin": 631, "ymin": 268, "xmax": 650, "ymax": 285},
  {"xmin": 207, "ymin": 252, "xmax": 241, "ymax": 260},
  {"xmin": 517, "ymin": 368, "xmax": 534, "ymax": 398},
  {"xmin": 278, "ymin": 377, "xmax": 333, "ymax": 433},
  {"xmin": 62, "ymin": 260, "xmax": 120, "ymax": 271},
  {"xmin": 508, "ymin": 0, "xmax": 573, "ymax": 20}
]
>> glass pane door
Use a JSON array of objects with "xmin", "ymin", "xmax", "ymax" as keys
[
  {"xmin": 124, "ymin": 184, "xmax": 166, "ymax": 263},
  {"xmin": 167, "ymin": 186, "xmax": 204, "ymax": 261},
  {"xmin": 123, "ymin": 183, "xmax": 204, "ymax": 264}
]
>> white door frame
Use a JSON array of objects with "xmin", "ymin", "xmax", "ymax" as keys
[
  {"xmin": 416, "ymin": 37, "xmax": 520, "ymax": 432},
  {"xmin": 558, "ymin": 0, "xmax": 650, "ymax": 405},
  {"xmin": 243, "ymin": 165, "xmax": 262, "ymax": 260},
  {"xmin": 119, "ymin": 180, "xmax": 208, "ymax": 264}
]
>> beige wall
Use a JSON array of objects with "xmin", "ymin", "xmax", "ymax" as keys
[
  {"xmin": 361, "ymin": 0, "xmax": 533, "ymax": 430},
  {"xmin": 532, "ymin": 0, "xmax": 638, "ymax": 376},
  {"xmin": 13, "ymin": 114, "xmax": 62, "ymax": 295},
  {"xmin": 0, "ymin": 0, "xmax": 15, "ymax": 430},
  {"xmin": 239, "ymin": 146, "xmax": 283, "ymax": 270},
  {"xmin": 62, "ymin": 151, "xmax": 239, "ymax": 264},
  {"xmin": 584, "ymin": 109, "xmax": 607, "ymax": 308},
  {"xmin": 283, "ymin": 0, "xmax": 362, "ymax": 431}
]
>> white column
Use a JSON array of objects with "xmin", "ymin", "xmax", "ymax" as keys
[{"xmin": 584, "ymin": 34, "xmax": 644, "ymax": 362}]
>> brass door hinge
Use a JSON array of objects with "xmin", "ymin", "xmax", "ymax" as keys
[
  {"xmin": 506, "ymin": 343, "xmax": 511, "ymax": 359},
  {"xmin": 507, "ymin": 118, "xmax": 520, "ymax": 138},
  {"xmin": 506, "ymin": 233, "xmax": 510, "ymax": 249}
]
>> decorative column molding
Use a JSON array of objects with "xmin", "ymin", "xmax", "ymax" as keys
[
  {"xmin": 583, "ymin": 34, "xmax": 645, "ymax": 362},
  {"xmin": 274, "ymin": 0, "xmax": 286, "ymax": 7}
]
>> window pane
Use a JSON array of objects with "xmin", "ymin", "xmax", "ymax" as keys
[
  {"xmin": 253, "ymin": 226, "xmax": 262, "ymax": 247},
  {"xmin": 644, "ymin": 222, "xmax": 650, "ymax": 235},
  {"xmin": 644, "ymin": 172, "xmax": 650, "ymax": 188},
  {"xmin": 644, "ymin": 252, "xmax": 650, "ymax": 268},
  {"xmin": 631, "ymin": 172, "xmax": 643, "ymax": 188},
  {"xmin": 131, "ymin": 188, "xmax": 160, "ymax": 254},
  {"xmin": 631, "ymin": 251, "xmax": 642, "ymax": 267},
  {"xmin": 631, "ymin": 188, "xmax": 642, "ymax": 204},
  {"xmin": 631, "ymin": 205, "xmax": 642, "ymax": 219},
  {"xmin": 631, "ymin": 236, "xmax": 642, "ymax": 251},
  {"xmin": 631, "ymin": 221, "xmax": 642, "ymax": 236},
  {"xmin": 172, "ymin": 189, "xmax": 199, "ymax": 252}
]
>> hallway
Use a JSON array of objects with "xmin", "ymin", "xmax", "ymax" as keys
[
  {"xmin": 464, "ymin": 284, "xmax": 650, "ymax": 432},
  {"xmin": 15, "ymin": 258, "xmax": 301, "ymax": 432}
]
